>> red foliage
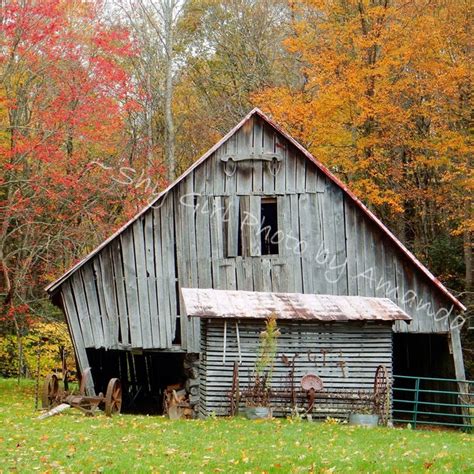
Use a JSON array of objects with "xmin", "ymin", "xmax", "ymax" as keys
[{"xmin": 0, "ymin": 0, "xmax": 149, "ymax": 317}]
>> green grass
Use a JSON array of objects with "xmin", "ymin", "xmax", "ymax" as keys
[{"xmin": 0, "ymin": 378, "xmax": 472, "ymax": 473}]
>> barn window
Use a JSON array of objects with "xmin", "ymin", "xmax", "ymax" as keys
[{"xmin": 261, "ymin": 198, "xmax": 279, "ymax": 255}]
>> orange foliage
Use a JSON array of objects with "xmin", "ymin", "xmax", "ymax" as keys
[{"xmin": 254, "ymin": 0, "xmax": 472, "ymax": 231}]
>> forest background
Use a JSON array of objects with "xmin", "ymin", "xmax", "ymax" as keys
[{"xmin": 0, "ymin": 0, "xmax": 472, "ymax": 377}]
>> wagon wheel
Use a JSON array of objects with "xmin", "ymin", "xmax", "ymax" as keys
[
  {"xmin": 105, "ymin": 378, "xmax": 122, "ymax": 417},
  {"xmin": 373, "ymin": 365, "xmax": 389, "ymax": 425},
  {"xmin": 42, "ymin": 374, "xmax": 59, "ymax": 409}
]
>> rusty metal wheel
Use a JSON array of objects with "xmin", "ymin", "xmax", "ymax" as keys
[
  {"xmin": 374, "ymin": 365, "xmax": 389, "ymax": 425},
  {"xmin": 105, "ymin": 378, "xmax": 122, "ymax": 417},
  {"xmin": 374, "ymin": 365, "xmax": 388, "ymax": 397},
  {"xmin": 42, "ymin": 374, "xmax": 59, "ymax": 409}
]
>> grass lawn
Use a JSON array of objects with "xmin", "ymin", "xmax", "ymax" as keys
[{"xmin": 0, "ymin": 378, "xmax": 472, "ymax": 473}]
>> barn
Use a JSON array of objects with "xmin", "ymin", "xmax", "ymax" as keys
[{"xmin": 46, "ymin": 108, "xmax": 467, "ymax": 420}]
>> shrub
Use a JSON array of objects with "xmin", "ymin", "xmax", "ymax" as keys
[{"xmin": 0, "ymin": 320, "xmax": 75, "ymax": 380}]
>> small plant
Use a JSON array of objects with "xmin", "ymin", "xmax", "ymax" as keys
[{"xmin": 246, "ymin": 315, "xmax": 280, "ymax": 408}]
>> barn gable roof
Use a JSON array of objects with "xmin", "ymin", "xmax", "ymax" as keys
[{"xmin": 45, "ymin": 108, "xmax": 465, "ymax": 311}]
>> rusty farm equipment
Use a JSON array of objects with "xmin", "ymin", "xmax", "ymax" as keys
[
  {"xmin": 40, "ymin": 368, "xmax": 122, "ymax": 419},
  {"xmin": 231, "ymin": 363, "xmax": 391, "ymax": 424}
]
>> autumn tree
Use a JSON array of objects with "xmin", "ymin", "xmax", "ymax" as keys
[
  {"xmin": 173, "ymin": 0, "xmax": 295, "ymax": 151},
  {"xmin": 255, "ymin": 0, "xmax": 472, "ymax": 291},
  {"xmin": 0, "ymin": 0, "xmax": 140, "ymax": 343},
  {"xmin": 115, "ymin": 0, "xmax": 186, "ymax": 181}
]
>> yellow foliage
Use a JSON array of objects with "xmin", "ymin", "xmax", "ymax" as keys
[{"xmin": 0, "ymin": 321, "xmax": 75, "ymax": 380}]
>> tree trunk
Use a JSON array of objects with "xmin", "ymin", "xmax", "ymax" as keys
[{"xmin": 164, "ymin": 0, "xmax": 175, "ymax": 182}]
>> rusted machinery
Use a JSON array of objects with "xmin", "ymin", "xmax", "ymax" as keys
[
  {"xmin": 231, "ymin": 363, "xmax": 390, "ymax": 424},
  {"xmin": 42, "ymin": 367, "xmax": 122, "ymax": 417}
]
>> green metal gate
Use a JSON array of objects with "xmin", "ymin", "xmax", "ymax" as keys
[{"xmin": 393, "ymin": 374, "xmax": 473, "ymax": 429}]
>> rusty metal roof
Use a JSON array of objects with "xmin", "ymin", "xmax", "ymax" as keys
[
  {"xmin": 45, "ymin": 108, "xmax": 466, "ymax": 312},
  {"xmin": 181, "ymin": 288, "xmax": 411, "ymax": 322}
]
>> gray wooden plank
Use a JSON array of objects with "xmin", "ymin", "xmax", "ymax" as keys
[
  {"xmin": 332, "ymin": 185, "xmax": 348, "ymax": 296},
  {"xmin": 210, "ymin": 196, "xmax": 224, "ymax": 289},
  {"xmin": 144, "ymin": 211, "xmax": 161, "ymax": 347},
  {"xmin": 249, "ymin": 195, "xmax": 261, "ymax": 257},
  {"xmin": 160, "ymin": 194, "xmax": 176, "ymax": 346},
  {"xmin": 224, "ymin": 134, "xmax": 237, "ymax": 195},
  {"xmin": 204, "ymin": 151, "xmax": 215, "ymax": 195},
  {"xmin": 285, "ymin": 142, "xmax": 296, "ymax": 194},
  {"xmin": 132, "ymin": 219, "xmax": 153, "ymax": 348},
  {"xmin": 289, "ymin": 194, "xmax": 303, "ymax": 292},
  {"xmin": 305, "ymin": 163, "xmax": 318, "ymax": 193},
  {"xmin": 174, "ymin": 186, "xmax": 188, "ymax": 350},
  {"xmin": 277, "ymin": 195, "xmax": 291, "ymax": 257},
  {"xmin": 252, "ymin": 117, "xmax": 263, "ymax": 193},
  {"xmin": 70, "ymin": 272, "xmax": 94, "ymax": 348},
  {"xmin": 394, "ymin": 257, "xmax": 408, "ymax": 333},
  {"xmin": 79, "ymin": 265, "xmax": 104, "ymax": 348},
  {"xmin": 196, "ymin": 194, "xmax": 213, "ymax": 287},
  {"xmin": 239, "ymin": 195, "xmax": 250, "ymax": 257},
  {"xmin": 263, "ymin": 123, "xmax": 275, "ymax": 194},
  {"xmin": 236, "ymin": 117, "xmax": 253, "ymax": 194},
  {"xmin": 94, "ymin": 255, "xmax": 113, "ymax": 348},
  {"xmin": 110, "ymin": 240, "xmax": 129, "ymax": 345},
  {"xmin": 184, "ymin": 176, "xmax": 200, "ymax": 351},
  {"xmin": 311, "ymin": 193, "xmax": 328, "ymax": 294},
  {"xmin": 271, "ymin": 260, "xmax": 288, "ymax": 293},
  {"xmin": 261, "ymin": 258, "xmax": 272, "ymax": 292},
  {"xmin": 120, "ymin": 230, "xmax": 143, "ymax": 347},
  {"xmin": 321, "ymin": 182, "xmax": 337, "ymax": 294},
  {"xmin": 60, "ymin": 287, "xmax": 94, "ymax": 395},
  {"xmin": 298, "ymin": 194, "xmax": 314, "ymax": 294},
  {"xmin": 252, "ymin": 258, "xmax": 264, "ymax": 291},
  {"xmin": 225, "ymin": 195, "xmax": 240, "ymax": 257},
  {"xmin": 364, "ymin": 219, "xmax": 377, "ymax": 297},
  {"xmin": 295, "ymin": 152, "xmax": 306, "ymax": 193},
  {"xmin": 213, "ymin": 146, "xmax": 225, "ymax": 195},
  {"xmin": 274, "ymin": 134, "xmax": 286, "ymax": 194},
  {"xmin": 344, "ymin": 199, "xmax": 358, "ymax": 296},
  {"xmin": 98, "ymin": 249, "xmax": 119, "ymax": 347},
  {"xmin": 355, "ymin": 216, "xmax": 368, "ymax": 296},
  {"xmin": 153, "ymin": 196, "xmax": 172, "ymax": 348}
]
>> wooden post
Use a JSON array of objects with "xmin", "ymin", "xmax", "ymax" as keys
[{"xmin": 450, "ymin": 325, "xmax": 470, "ymax": 427}]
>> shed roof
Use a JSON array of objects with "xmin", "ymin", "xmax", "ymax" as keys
[{"xmin": 181, "ymin": 288, "xmax": 411, "ymax": 322}]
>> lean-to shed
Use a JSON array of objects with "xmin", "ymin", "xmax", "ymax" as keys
[
  {"xmin": 182, "ymin": 288, "xmax": 411, "ymax": 418},
  {"xmin": 46, "ymin": 108, "xmax": 466, "ymax": 417}
]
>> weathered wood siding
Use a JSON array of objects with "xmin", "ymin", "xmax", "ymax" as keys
[
  {"xmin": 199, "ymin": 319, "xmax": 393, "ymax": 418},
  {"xmin": 59, "ymin": 114, "xmax": 456, "ymax": 364}
]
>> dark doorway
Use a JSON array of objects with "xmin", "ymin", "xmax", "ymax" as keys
[
  {"xmin": 86, "ymin": 349, "xmax": 186, "ymax": 414},
  {"xmin": 393, "ymin": 334, "xmax": 460, "ymax": 423}
]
